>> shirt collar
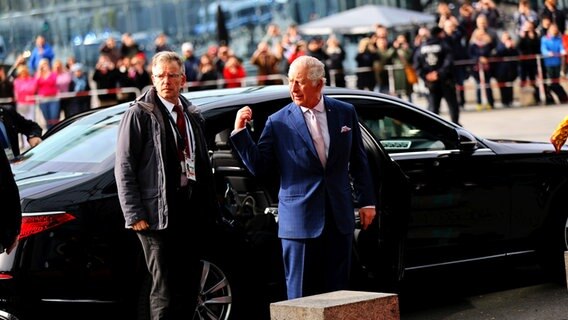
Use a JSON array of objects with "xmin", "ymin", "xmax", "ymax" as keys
[
  {"xmin": 158, "ymin": 95, "xmax": 182, "ymax": 113},
  {"xmin": 300, "ymin": 96, "xmax": 324, "ymax": 114}
]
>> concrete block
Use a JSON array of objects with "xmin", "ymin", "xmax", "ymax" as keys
[
  {"xmin": 270, "ymin": 290, "xmax": 399, "ymax": 320},
  {"xmin": 519, "ymin": 86, "xmax": 536, "ymax": 107},
  {"xmin": 565, "ymin": 251, "xmax": 568, "ymax": 289}
]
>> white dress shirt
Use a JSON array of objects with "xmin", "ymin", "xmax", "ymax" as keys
[{"xmin": 300, "ymin": 97, "xmax": 329, "ymax": 158}]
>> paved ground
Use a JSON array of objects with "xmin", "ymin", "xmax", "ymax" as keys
[
  {"xmin": 402, "ymin": 283, "xmax": 568, "ymax": 320},
  {"xmin": 399, "ymin": 260, "xmax": 568, "ymax": 320}
]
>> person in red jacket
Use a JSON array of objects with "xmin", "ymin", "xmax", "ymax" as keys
[{"xmin": 222, "ymin": 56, "xmax": 246, "ymax": 88}]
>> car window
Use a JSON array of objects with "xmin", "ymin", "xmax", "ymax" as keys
[
  {"xmin": 202, "ymin": 98, "xmax": 292, "ymax": 144},
  {"xmin": 202, "ymin": 98, "xmax": 291, "ymax": 214},
  {"xmin": 343, "ymin": 97, "xmax": 457, "ymax": 154}
]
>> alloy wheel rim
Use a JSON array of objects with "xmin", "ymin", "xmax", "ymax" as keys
[
  {"xmin": 564, "ymin": 215, "xmax": 568, "ymax": 251},
  {"xmin": 194, "ymin": 260, "xmax": 232, "ymax": 320}
]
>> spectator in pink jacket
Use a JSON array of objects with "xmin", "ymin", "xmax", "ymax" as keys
[
  {"xmin": 36, "ymin": 58, "xmax": 60, "ymax": 129},
  {"xmin": 13, "ymin": 65, "xmax": 38, "ymax": 122}
]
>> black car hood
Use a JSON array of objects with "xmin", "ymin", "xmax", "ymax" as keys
[{"xmin": 483, "ymin": 138, "xmax": 560, "ymax": 154}]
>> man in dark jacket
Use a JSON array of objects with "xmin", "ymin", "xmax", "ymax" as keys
[
  {"xmin": 0, "ymin": 106, "xmax": 42, "ymax": 160},
  {"xmin": 181, "ymin": 42, "xmax": 199, "ymax": 83},
  {"xmin": 67, "ymin": 63, "xmax": 92, "ymax": 117},
  {"xmin": 541, "ymin": 0, "xmax": 566, "ymax": 34},
  {"xmin": 115, "ymin": 51, "xmax": 218, "ymax": 320},
  {"xmin": 414, "ymin": 26, "xmax": 460, "ymax": 125},
  {"xmin": 495, "ymin": 32, "xmax": 519, "ymax": 107},
  {"xmin": 306, "ymin": 36, "xmax": 331, "ymax": 85},
  {"xmin": 0, "ymin": 147, "xmax": 21, "ymax": 254},
  {"xmin": 442, "ymin": 19, "xmax": 469, "ymax": 109},
  {"xmin": 518, "ymin": 21, "xmax": 544, "ymax": 104},
  {"xmin": 0, "ymin": 67, "xmax": 14, "ymax": 107}
]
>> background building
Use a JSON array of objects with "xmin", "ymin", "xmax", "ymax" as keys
[{"xmin": 0, "ymin": 0, "xmax": 563, "ymax": 68}]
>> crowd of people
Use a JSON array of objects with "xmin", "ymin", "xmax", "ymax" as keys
[
  {"xmin": 347, "ymin": 0, "xmax": 568, "ymax": 124},
  {"xmin": 3, "ymin": 0, "xmax": 568, "ymax": 145}
]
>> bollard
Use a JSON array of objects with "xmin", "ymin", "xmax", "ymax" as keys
[{"xmin": 270, "ymin": 290, "xmax": 399, "ymax": 320}]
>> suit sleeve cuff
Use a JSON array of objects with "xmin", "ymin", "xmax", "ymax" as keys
[{"xmin": 231, "ymin": 127, "xmax": 246, "ymax": 136}]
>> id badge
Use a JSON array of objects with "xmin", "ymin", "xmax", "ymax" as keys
[
  {"xmin": 184, "ymin": 155, "xmax": 196, "ymax": 182},
  {"xmin": 4, "ymin": 147, "xmax": 14, "ymax": 161},
  {"xmin": 185, "ymin": 159, "xmax": 196, "ymax": 181}
]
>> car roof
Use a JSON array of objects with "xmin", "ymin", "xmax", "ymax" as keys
[
  {"xmin": 180, "ymin": 85, "xmax": 411, "ymax": 111},
  {"xmin": 74, "ymin": 85, "xmax": 439, "ymax": 128}
]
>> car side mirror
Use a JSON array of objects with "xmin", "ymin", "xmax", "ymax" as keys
[{"xmin": 456, "ymin": 128, "xmax": 477, "ymax": 153}]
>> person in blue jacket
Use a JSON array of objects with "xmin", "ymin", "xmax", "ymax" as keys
[
  {"xmin": 27, "ymin": 35, "xmax": 55, "ymax": 75},
  {"xmin": 541, "ymin": 22, "xmax": 568, "ymax": 103}
]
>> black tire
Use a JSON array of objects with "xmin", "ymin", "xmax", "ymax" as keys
[{"xmin": 137, "ymin": 259, "xmax": 233, "ymax": 320}]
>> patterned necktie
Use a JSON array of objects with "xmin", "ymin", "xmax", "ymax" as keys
[
  {"xmin": 306, "ymin": 109, "xmax": 326, "ymax": 167},
  {"xmin": 172, "ymin": 104, "xmax": 190, "ymax": 161}
]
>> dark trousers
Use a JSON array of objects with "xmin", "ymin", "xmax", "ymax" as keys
[
  {"xmin": 499, "ymin": 86, "xmax": 514, "ymax": 106},
  {"xmin": 280, "ymin": 208, "xmax": 353, "ymax": 299},
  {"xmin": 428, "ymin": 81, "xmax": 460, "ymax": 125},
  {"xmin": 520, "ymin": 60, "xmax": 541, "ymax": 103},
  {"xmin": 453, "ymin": 67, "xmax": 468, "ymax": 107},
  {"xmin": 472, "ymin": 70, "xmax": 495, "ymax": 107},
  {"xmin": 137, "ymin": 187, "xmax": 201, "ymax": 320},
  {"xmin": 545, "ymin": 66, "xmax": 568, "ymax": 103}
]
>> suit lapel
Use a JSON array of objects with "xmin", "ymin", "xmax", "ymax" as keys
[
  {"xmin": 324, "ymin": 97, "xmax": 340, "ymax": 165},
  {"xmin": 288, "ymin": 103, "xmax": 319, "ymax": 159}
]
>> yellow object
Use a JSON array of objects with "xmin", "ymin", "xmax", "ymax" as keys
[
  {"xmin": 404, "ymin": 64, "xmax": 418, "ymax": 85},
  {"xmin": 550, "ymin": 115, "xmax": 568, "ymax": 153}
]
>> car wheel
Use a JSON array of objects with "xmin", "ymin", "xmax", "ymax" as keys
[
  {"xmin": 564, "ymin": 216, "xmax": 568, "ymax": 251},
  {"xmin": 0, "ymin": 310, "xmax": 20, "ymax": 320},
  {"xmin": 195, "ymin": 260, "xmax": 232, "ymax": 320},
  {"xmin": 137, "ymin": 259, "xmax": 232, "ymax": 320}
]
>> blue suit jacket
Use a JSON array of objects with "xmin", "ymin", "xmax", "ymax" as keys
[{"xmin": 231, "ymin": 96, "xmax": 375, "ymax": 239}]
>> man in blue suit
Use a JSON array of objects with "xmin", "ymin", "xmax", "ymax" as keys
[{"xmin": 231, "ymin": 56, "xmax": 376, "ymax": 299}]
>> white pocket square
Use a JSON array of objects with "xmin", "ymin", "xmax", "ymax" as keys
[{"xmin": 341, "ymin": 126, "xmax": 351, "ymax": 133}]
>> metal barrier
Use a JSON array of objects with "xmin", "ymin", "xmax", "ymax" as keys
[
  {"xmin": 3, "ymin": 54, "xmax": 559, "ymax": 118},
  {"xmin": 3, "ymin": 74, "xmax": 289, "ymax": 110},
  {"xmin": 1, "ymin": 74, "xmax": 290, "ymax": 127},
  {"xmin": 1, "ymin": 87, "xmax": 142, "ymax": 131},
  {"xmin": 0, "ymin": 87, "xmax": 142, "ymax": 107},
  {"xmin": 332, "ymin": 53, "xmax": 568, "ymax": 107},
  {"xmin": 182, "ymin": 73, "xmax": 289, "ymax": 91}
]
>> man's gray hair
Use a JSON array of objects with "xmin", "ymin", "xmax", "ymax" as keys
[
  {"xmin": 288, "ymin": 56, "xmax": 326, "ymax": 85},
  {"xmin": 151, "ymin": 51, "xmax": 185, "ymax": 75}
]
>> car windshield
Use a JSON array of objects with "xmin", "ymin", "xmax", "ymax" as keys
[
  {"xmin": 13, "ymin": 109, "xmax": 124, "ymax": 174},
  {"xmin": 11, "ymin": 86, "xmax": 283, "ymax": 175}
]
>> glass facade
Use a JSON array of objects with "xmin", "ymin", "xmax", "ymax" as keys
[{"xmin": 0, "ymin": 0, "xmax": 561, "ymax": 67}]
